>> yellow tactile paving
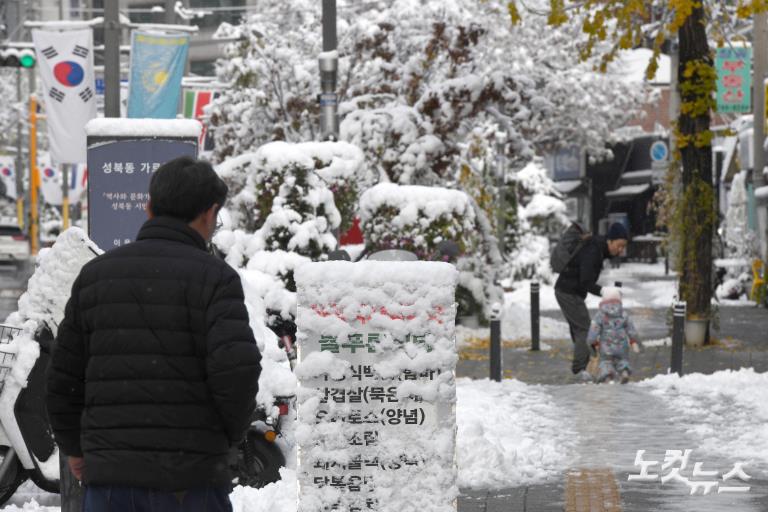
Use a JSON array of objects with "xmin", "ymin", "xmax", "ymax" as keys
[{"xmin": 565, "ymin": 467, "xmax": 622, "ymax": 512}]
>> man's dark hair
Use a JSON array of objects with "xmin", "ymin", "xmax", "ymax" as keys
[{"xmin": 149, "ymin": 157, "xmax": 228, "ymax": 222}]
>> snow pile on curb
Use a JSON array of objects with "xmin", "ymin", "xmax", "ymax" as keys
[
  {"xmin": 456, "ymin": 378, "xmax": 575, "ymax": 488},
  {"xmin": 638, "ymin": 369, "xmax": 768, "ymax": 467}
]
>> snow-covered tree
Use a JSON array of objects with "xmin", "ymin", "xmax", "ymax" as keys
[
  {"xmin": 506, "ymin": 159, "xmax": 568, "ymax": 283},
  {"xmin": 208, "ymin": 0, "xmax": 645, "ymax": 175}
]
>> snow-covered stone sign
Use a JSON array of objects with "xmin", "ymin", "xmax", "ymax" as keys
[
  {"xmin": 295, "ymin": 261, "xmax": 458, "ymax": 512},
  {"xmin": 84, "ymin": 118, "xmax": 200, "ymax": 250}
]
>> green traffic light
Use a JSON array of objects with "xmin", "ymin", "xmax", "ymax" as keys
[{"xmin": 20, "ymin": 53, "xmax": 36, "ymax": 68}]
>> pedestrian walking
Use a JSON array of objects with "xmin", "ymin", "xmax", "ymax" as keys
[
  {"xmin": 553, "ymin": 222, "xmax": 629, "ymax": 381},
  {"xmin": 46, "ymin": 157, "xmax": 262, "ymax": 511},
  {"xmin": 586, "ymin": 286, "xmax": 641, "ymax": 383}
]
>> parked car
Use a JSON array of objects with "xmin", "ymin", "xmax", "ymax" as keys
[{"xmin": 0, "ymin": 224, "xmax": 30, "ymax": 267}]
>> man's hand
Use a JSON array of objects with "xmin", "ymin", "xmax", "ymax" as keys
[{"xmin": 68, "ymin": 456, "xmax": 85, "ymax": 481}]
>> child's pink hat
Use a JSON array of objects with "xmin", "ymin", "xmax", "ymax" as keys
[{"xmin": 601, "ymin": 286, "xmax": 622, "ymax": 301}]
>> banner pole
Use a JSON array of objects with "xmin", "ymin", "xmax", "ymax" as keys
[
  {"xmin": 29, "ymin": 95, "xmax": 39, "ymax": 256},
  {"xmin": 62, "ymin": 164, "xmax": 70, "ymax": 230}
]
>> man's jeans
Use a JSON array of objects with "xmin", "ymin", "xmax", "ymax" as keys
[
  {"xmin": 555, "ymin": 288, "xmax": 592, "ymax": 374},
  {"xmin": 83, "ymin": 485, "xmax": 232, "ymax": 512}
]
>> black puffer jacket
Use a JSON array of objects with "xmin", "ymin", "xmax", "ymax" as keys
[
  {"xmin": 554, "ymin": 235, "xmax": 610, "ymax": 298},
  {"xmin": 46, "ymin": 216, "xmax": 261, "ymax": 491}
]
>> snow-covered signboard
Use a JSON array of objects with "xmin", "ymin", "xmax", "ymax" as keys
[
  {"xmin": 295, "ymin": 261, "xmax": 459, "ymax": 512},
  {"xmin": 85, "ymin": 119, "xmax": 200, "ymax": 250}
]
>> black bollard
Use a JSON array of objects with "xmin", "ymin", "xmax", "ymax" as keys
[
  {"xmin": 671, "ymin": 301, "xmax": 686, "ymax": 376},
  {"xmin": 490, "ymin": 302, "xmax": 502, "ymax": 382},
  {"xmin": 490, "ymin": 319, "xmax": 502, "ymax": 381},
  {"xmin": 530, "ymin": 282, "xmax": 540, "ymax": 351}
]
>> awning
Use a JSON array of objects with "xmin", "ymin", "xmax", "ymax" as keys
[
  {"xmin": 605, "ymin": 183, "xmax": 651, "ymax": 199},
  {"xmin": 553, "ymin": 180, "xmax": 583, "ymax": 194},
  {"xmin": 621, "ymin": 170, "xmax": 653, "ymax": 184}
]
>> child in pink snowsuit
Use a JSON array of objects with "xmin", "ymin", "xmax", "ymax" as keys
[{"xmin": 586, "ymin": 287, "xmax": 640, "ymax": 383}]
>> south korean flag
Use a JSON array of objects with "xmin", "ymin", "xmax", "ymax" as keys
[{"xmin": 32, "ymin": 29, "xmax": 96, "ymax": 164}]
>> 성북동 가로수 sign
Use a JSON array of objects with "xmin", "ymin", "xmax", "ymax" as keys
[
  {"xmin": 715, "ymin": 46, "xmax": 752, "ymax": 114},
  {"xmin": 85, "ymin": 119, "xmax": 201, "ymax": 251},
  {"xmin": 295, "ymin": 261, "xmax": 459, "ymax": 512}
]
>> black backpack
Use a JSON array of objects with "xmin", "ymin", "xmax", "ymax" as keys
[{"xmin": 550, "ymin": 222, "xmax": 591, "ymax": 273}]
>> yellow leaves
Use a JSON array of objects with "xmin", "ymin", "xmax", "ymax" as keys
[
  {"xmin": 548, "ymin": 0, "xmax": 568, "ymax": 26},
  {"xmin": 507, "ymin": 1, "xmax": 521, "ymax": 25},
  {"xmin": 736, "ymin": 0, "xmax": 768, "ymax": 18},
  {"xmin": 679, "ymin": 59, "xmax": 716, "ymax": 118},
  {"xmin": 667, "ymin": 0, "xmax": 698, "ymax": 33}
]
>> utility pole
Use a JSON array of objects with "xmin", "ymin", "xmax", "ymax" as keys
[
  {"xmin": 319, "ymin": 0, "xmax": 338, "ymax": 141},
  {"xmin": 165, "ymin": 0, "xmax": 176, "ymax": 24},
  {"xmin": 104, "ymin": 0, "xmax": 120, "ymax": 117},
  {"xmin": 753, "ymin": 10, "xmax": 768, "ymax": 260}
]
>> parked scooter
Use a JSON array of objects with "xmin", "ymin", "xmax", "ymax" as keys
[{"xmin": 0, "ymin": 322, "xmax": 60, "ymax": 503}]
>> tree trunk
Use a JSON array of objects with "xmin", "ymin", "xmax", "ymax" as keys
[{"xmin": 677, "ymin": 4, "xmax": 714, "ymax": 329}]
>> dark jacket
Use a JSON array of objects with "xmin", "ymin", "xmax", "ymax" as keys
[
  {"xmin": 554, "ymin": 235, "xmax": 610, "ymax": 298},
  {"xmin": 46, "ymin": 216, "xmax": 262, "ymax": 491}
]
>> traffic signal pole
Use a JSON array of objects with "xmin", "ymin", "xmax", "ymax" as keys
[{"xmin": 15, "ymin": 68, "xmax": 24, "ymax": 230}]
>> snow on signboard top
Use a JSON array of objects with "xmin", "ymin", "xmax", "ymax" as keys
[
  {"xmin": 85, "ymin": 118, "xmax": 203, "ymax": 138},
  {"xmin": 359, "ymin": 182, "xmax": 473, "ymax": 228},
  {"xmin": 294, "ymin": 261, "xmax": 459, "ymax": 512}
]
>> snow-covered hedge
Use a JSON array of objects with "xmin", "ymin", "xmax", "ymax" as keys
[
  {"xmin": 358, "ymin": 183, "xmax": 500, "ymax": 320},
  {"xmin": 359, "ymin": 183, "xmax": 475, "ymax": 259}
]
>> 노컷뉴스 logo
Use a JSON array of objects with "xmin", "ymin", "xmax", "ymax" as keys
[{"xmin": 628, "ymin": 449, "xmax": 752, "ymax": 495}]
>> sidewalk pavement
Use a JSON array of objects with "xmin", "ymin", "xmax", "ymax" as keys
[{"xmin": 456, "ymin": 305, "xmax": 768, "ymax": 511}]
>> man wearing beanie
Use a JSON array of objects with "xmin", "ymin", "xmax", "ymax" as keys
[{"xmin": 554, "ymin": 222, "xmax": 629, "ymax": 381}]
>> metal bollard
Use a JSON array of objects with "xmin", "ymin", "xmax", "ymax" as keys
[
  {"xmin": 490, "ymin": 302, "xmax": 502, "ymax": 382},
  {"xmin": 671, "ymin": 301, "xmax": 686, "ymax": 376},
  {"xmin": 530, "ymin": 282, "xmax": 540, "ymax": 351}
]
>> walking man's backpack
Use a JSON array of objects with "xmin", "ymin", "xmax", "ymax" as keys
[{"xmin": 550, "ymin": 222, "xmax": 591, "ymax": 273}]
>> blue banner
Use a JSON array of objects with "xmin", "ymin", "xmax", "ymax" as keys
[{"xmin": 127, "ymin": 31, "xmax": 189, "ymax": 118}]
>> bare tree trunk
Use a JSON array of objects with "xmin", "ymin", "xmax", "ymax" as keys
[{"xmin": 677, "ymin": 4, "xmax": 714, "ymax": 331}]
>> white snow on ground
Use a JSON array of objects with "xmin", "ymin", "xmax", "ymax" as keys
[
  {"xmin": 4, "ymin": 378, "xmax": 576, "ymax": 510},
  {"xmin": 455, "ymin": 378, "xmax": 575, "ymax": 488},
  {"xmin": 638, "ymin": 369, "xmax": 768, "ymax": 468}
]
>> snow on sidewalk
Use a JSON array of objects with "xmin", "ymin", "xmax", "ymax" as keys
[
  {"xmin": 638, "ymin": 368, "xmax": 768, "ymax": 468},
  {"xmin": 6, "ymin": 370, "xmax": 766, "ymax": 511}
]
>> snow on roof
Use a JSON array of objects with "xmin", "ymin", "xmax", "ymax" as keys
[
  {"xmin": 605, "ymin": 183, "xmax": 651, "ymax": 198},
  {"xmin": 85, "ymin": 118, "xmax": 202, "ymax": 138},
  {"xmin": 358, "ymin": 183, "xmax": 474, "ymax": 225},
  {"xmin": 613, "ymin": 48, "xmax": 671, "ymax": 85}
]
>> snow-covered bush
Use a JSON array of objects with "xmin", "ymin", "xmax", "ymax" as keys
[
  {"xmin": 359, "ymin": 183, "xmax": 499, "ymax": 320},
  {"xmin": 359, "ymin": 183, "xmax": 476, "ymax": 258},
  {"xmin": 216, "ymin": 142, "xmax": 342, "ymax": 267},
  {"xmin": 214, "ymin": 141, "xmax": 356, "ymax": 327}
]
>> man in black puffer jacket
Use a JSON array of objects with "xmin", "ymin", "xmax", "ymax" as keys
[
  {"xmin": 46, "ymin": 157, "xmax": 261, "ymax": 511},
  {"xmin": 554, "ymin": 222, "xmax": 628, "ymax": 380}
]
